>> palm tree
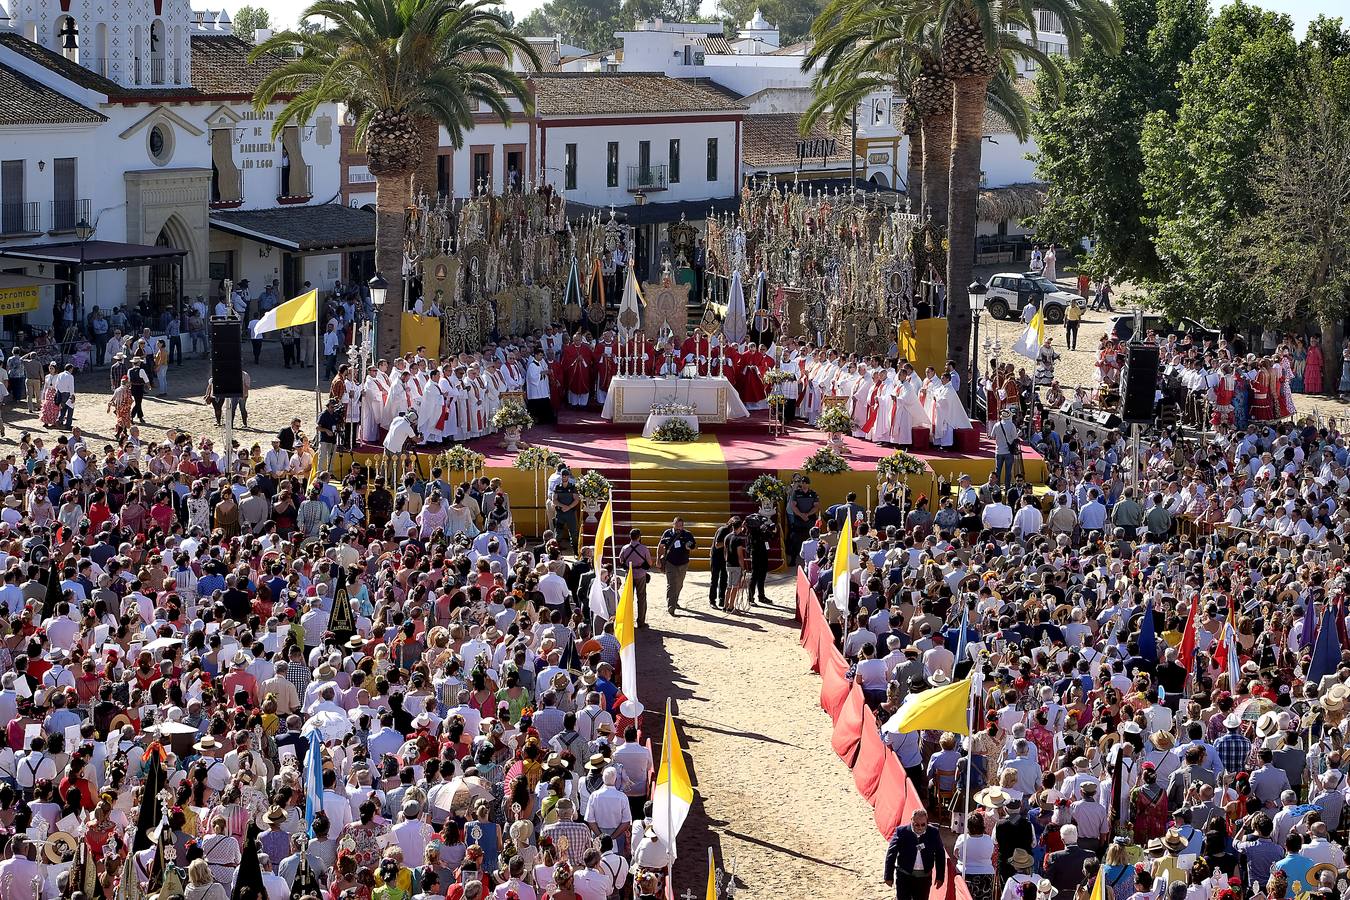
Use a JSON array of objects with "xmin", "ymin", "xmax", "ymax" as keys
[
  {"xmin": 936, "ymin": 0, "xmax": 1120, "ymax": 371},
  {"xmin": 252, "ymin": 0, "xmax": 538, "ymax": 359}
]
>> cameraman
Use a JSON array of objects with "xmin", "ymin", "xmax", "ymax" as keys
[{"xmin": 744, "ymin": 513, "xmax": 773, "ymax": 605}]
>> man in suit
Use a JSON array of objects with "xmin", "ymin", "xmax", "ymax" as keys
[
  {"xmin": 883, "ymin": 809, "xmax": 945, "ymax": 900},
  {"xmin": 277, "ymin": 417, "xmax": 304, "ymax": 452},
  {"xmin": 1045, "ymin": 824, "xmax": 1096, "ymax": 898}
]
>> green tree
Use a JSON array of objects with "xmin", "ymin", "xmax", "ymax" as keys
[
  {"xmin": 233, "ymin": 5, "xmax": 271, "ymax": 36},
  {"xmin": 1139, "ymin": 2, "xmax": 1298, "ymax": 324},
  {"xmin": 1229, "ymin": 18, "xmax": 1350, "ymax": 369},
  {"xmin": 518, "ymin": 0, "xmax": 622, "ymax": 49},
  {"xmin": 937, "ymin": 0, "xmax": 1120, "ymax": 372},
  {"xmin": 718, "ymin": 0, "xmax": 826, "ymax": 45},
  {"xmin": 1029, "ymin": 0, "xmax": 1208, "ymax": 283},
  {"xmin": 252, "ymin": 0, "xmax": 537, "ymax": 360}
]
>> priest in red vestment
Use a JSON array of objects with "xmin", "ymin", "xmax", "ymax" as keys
[
  {"xmin": 594, "ymin": 330, "xmax": 619, "ymax": 403},
  {"xmin": 548, "ymin": 343, "xmax": 567, "ymax": 410},
  {"xmin": 680, "ymin": 332, "xmax": 712, "ymax": 367},
  {"xmin": 737, "ymin": 344, "xmax": 770, "ymax": 410},
  {"xmin": 561, "ymin": 333, "xmax": 595, "ymax": 407}
]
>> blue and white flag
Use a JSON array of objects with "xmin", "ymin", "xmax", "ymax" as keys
[{"xmin": 305, "ymin": 729, "xmax": 324, "ymax": 836}]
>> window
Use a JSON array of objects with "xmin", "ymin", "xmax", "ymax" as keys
[
  {"xmin": 638, "ymin": 140, "xmax": 651, "ymax": 178},
  {"xmin": 436, "ymin": 154, "xmax": 451, "ymax": 198},
  {"xmin": 1, "ymin": 160, "xmax": 23, "ymax": 234},
  {"xmin": 606, "ymin": 142, "xmax": 619, "ymax": 188},
  {"xmin": 706, "ymin": 137, "xmax": 718, "ymax": 181},
  {"xmin": 52, "ymin": 157, "xmax": 77, "ymax": 230},
  {"xmin": 669, "ymin": 139, "xmax": 680, "ymax": 183},
  {"xmin": 209, "ymin": 129, "xmax": 239, "ymax": 203},
  {"xmin": 565, "ymin": 143, "xmax": 577, "ymax": 191},
  {"xmin": 148, "ymin": 123, "xmax": 173, "ymax": 165},
  {"xmin": 472, "ymin": 151, "xmax": 490, "ymax": 193}
]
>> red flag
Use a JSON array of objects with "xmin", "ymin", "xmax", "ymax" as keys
[{"xmin": 1178, "ymin": 594, "xmax": 1200, "ymax": 673}]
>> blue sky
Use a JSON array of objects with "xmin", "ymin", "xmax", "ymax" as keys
[{"xmin": 221, "ymin": 0, "xmax": 1331, "ymax": 41}]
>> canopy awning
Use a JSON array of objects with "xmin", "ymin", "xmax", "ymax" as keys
[
  {"xmin": 566, "ymin": 196, "xmax": 741, "ymax": 225},
  {"xmin": 210, "ymin": 204, "xmax": 376, "ymax": 254},
  {"xmin": 0, "ymin": 240, "xmax": 184, "ymax": 270}
]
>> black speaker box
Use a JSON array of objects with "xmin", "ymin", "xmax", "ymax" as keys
[
  {"xmin": 210, "ymin": 318, "xmax": 244, "ymax": 397},
  {"xmin": 1120, "ymin": 343, "xmax": 1160, "ymax": 424}
]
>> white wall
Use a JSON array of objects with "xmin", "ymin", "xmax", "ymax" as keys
[
  {"xmin": 540, "ymin": 117, "xmax": 739, "ymax": 208},
  {"xmin": 981, "ymin": 134, "xmax": 1038, "ymax": 188}
]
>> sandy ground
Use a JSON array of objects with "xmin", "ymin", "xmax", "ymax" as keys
[{"xmin": 639, "ymin": 568, "xmax": 893, "ymax": 900}]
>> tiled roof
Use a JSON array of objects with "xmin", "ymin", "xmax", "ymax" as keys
[
  {"xmin": 209, "ymin": 204, "xmax": 375, "ymax": 252},
  {"xmin": 0, "ymin": 32, "xmax": 122, "ymax": 93},
  {"xmin": 0, "ymin": 63, "xmax": 106, "ymax": 125},
  {"xmin": 742, "ymin": 113, "xmax": 852, "ymax": 169},
  {"xmin": 0, "ymin": 32, "xmax": 299, "ymax": 101},
  {"xmin": 532, "ymin": 73, "xmax": 746, "ymax": 116},
  {"xmin": 189, "ymin": 34, "xmax": 296, "ymax": 96}
]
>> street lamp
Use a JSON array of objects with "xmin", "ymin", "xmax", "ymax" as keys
[
  {"xmin": 368, "ymin": 271, "xmax": 389, "ymax": 361},
  {"xmin": 968, "ymin": 279, "xmax": 987, "ymax": 412},
  {"xmin": 74, "ymin": 217, "xmax": 94, "ymax": 332}
]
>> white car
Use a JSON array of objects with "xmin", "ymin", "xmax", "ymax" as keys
[{"xmin": 983, "ymin": 272, "xmax": 1084, "ymax": 323}]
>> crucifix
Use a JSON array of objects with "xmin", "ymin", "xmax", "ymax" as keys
[{"xmin": 680, "ymin": 890, "xmax": 698, "ymax": 900}]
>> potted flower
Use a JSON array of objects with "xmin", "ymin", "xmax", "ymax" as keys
[
  {"xmin": 514, "ymin": 447, "xmax": 562, "ymax": 473},
  {"xmin": 492, "ymin": 401, "xmax": 534, "ymax": 451},
  {"xmin": 746, "ymin": 475, "xmax": 786, "ymax": 516},
  {"xmin": 651, "ymin": 418, "xmax": 698, "ymax": 442},
  {"xmin": 815, "ymin": 405, "xmax": 855, "ymax": 453},
  {"xmin": 876, "ymin": 450, "xmax": 927, "ymax": 482},
  {"xmin": 575, "ymin": 470, "xmax": 612, "ymax": 522},
  {"xmin": 801, "ymin": 446, "xmax": 851, "ymax": 474},
  {"xmin": 443, "ymin": 445, "xmax": 486, "ymax": 474}
]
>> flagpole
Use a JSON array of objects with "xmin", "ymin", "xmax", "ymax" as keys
[{"xmin": 314, "ymin": 314, "xmax": 322, "ymax": 421}]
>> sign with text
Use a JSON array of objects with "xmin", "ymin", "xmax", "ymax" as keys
[{"xmin": 0, "ymin": 285, "xmax": 39, "ymax": 315}]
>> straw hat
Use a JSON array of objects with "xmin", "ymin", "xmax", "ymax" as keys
[
  {"xmin": 586, "ymin": 753, "xmax": 607, "ymax": 771},
  {"xmin": 1009, "ymin": 849, "xmax": 1034, "ymax": 871},
  {"xmin": 264, "ymin": 805, "xmax": 288, "ymax": 824},
  {"xmin": 1256, "ymin": 711, "xmax": 1281, "ymax": 738},
  {"xmin": 1162, "ymin": 829, "xmax": 1187, "ymax": 853},
  {"xmin": 194, "ymin": 735, "xmax": 222, "ymax": 752},
  {"xmin": 973, "ymin": 787, "xmax": 1009, "ymax": 809},
  {"xmin": 1150, "ymin": 731, "xmax": 1175, "ymax": 751}
]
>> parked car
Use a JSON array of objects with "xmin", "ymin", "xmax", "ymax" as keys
[
  {"xmin": 1107, "ymin": 314, "xmax": 1222, "ymax": 344},
  {"xmin": 983, "ymin": 273, "xmax": 1084, "ymax": 324}
]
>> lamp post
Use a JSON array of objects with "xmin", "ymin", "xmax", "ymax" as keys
[
  {"xmin": 368, "ymin": 271, "xmax": 388, "ymax": 362},
  {"xmin": 74, "ymin": 217, "xmax": 94, "ymax": 335},
  {"xmin": 968, "ymin": 279, "xmax": 987, "ymax": 412}
]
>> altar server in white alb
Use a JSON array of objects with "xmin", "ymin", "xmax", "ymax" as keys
[
  {"xmin": 887, "ymin": 364, "xmax": 928, "ymax": 446},
  {"xmin": 525, "ymin": 347, "xmax": 554, "ymax": 424},
  {"xmin": 360, "ymin": 361, "xmax": 390, "ymax": 443},
  {"xmin": 924, "ymin": 370, "xmax": 971, "ymax": 447},
  {"xmin": 417, "ymin": 368, "xmax": 449, "ymax": 444}
]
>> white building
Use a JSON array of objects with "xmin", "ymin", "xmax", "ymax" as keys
[{"xmin": 0, "ymin": 0, "xmax": 371, "ymax": 334}]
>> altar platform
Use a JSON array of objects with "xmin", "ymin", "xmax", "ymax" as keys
[{"xmin": 343, "ymin": 412, "xmax": 1046, "ymax": 563}]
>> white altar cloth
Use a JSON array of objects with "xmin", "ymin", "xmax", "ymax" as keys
[{"xmin": 600, "ymin": 376, "xmax": 750, "ymax": 424}]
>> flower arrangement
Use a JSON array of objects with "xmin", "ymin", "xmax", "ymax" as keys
[
  {"xmin": 764, "ymin": 368, "xmax": 794, "ymax": 385},
  {"xmin": 443, "ymin": 446, "xmax": 485, "ymax": 471},
  {"xmin": 575, "ymin": 470, "xmax": 612, "ymax": 503},
  {"xmin": 514, "ymin": 447, "xmax": 563, "ymax": 472},
  {"xmin": 746, "ymin": 475, "xmax": 787, "ymax": 506},
  {"xmin": 651, "ymin": 418, "xmax": 698, "ymax": 442},
  {"xmin": 876, "ymin": 450, "xmax": 927, "ymax": 481},
  {"xmin": 766, "ymin": 394, "xmax": 788, "ymax": 407},
  {"xmin": 815, "ymin": 405, "xmax": 855, "ymax": 435},
  {"xmin": 491, "ymin": 401, "xmax": 534, "ymax": 431},
  {"xmin": 651, "ymin": 401, "xmax": 697, "ymax": 417},
  {"xmin": 801, "ymin": 446, "xmax": 852, "ymax": 474}
]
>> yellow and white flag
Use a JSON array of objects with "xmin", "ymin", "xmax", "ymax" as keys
[
  {"xmin": 250, "ymin": 288, "xmax": 317, "ymax": 337},
  {"xmin": 1013, "ymin": 307, "xmax": 1045, "ymax": 360},
  {"xmin": 705, "ymin": 847, "xmax": 717, "ymax": 900},
  {"xmin": 616, "ymin": 565, "xmax": 643, "ymax": 718},
  {"xmin": 652, "ymin": 698, "xmax": 694, "ymax": 860},
  {"xmin": 588, "ymin": 500, "xmax": 615, "ymax": 623},
  {"xmin": 831, "ymin": 515, "xmax": 854, "ymax": 613}
]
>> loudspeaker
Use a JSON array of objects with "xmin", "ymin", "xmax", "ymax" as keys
[
  {"xmin": 1120, "ymin": 343, "xmax": 1160, "ymax": 424},
  {"xmin": 210, "ymin": 318, "xmax": 244, "ymax": 397}
]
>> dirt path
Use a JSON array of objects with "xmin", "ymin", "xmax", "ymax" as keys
[{"xmin": 638, "ymin": 568, "xmax": 891, "ymax": 900}]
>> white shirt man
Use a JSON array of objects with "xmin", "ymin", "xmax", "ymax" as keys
[
  {"xmin": 981, "ymin": 499, "xmax": 1014, "ymax": 531},
  {"xmin": 526, "ymin": 354, "xmax": 550, "ymax": 400},
  {"xmin": 264, "ymin": 444, "xmax": 291, "ymax": 474},
  {"xmin": 389, "ymin": 802, "xmax": 431, "ymax": 863},
  {"xmin": 584, "ymin": 768, "xmax": 633, "ymax": 835}
]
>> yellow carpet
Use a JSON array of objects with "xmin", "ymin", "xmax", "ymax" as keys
[{"xmin": 624, "ymin": 434, "xmax": 727, "ymax": 469}]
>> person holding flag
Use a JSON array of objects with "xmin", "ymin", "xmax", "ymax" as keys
[{"xmin": 1012, "ymin": 301, "xmax": 1046, "ymax": 362}]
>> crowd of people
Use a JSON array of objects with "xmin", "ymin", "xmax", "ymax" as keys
[
  {"xmin": 0, "ymin": 411, "xmax": 714, "ymax": 899},
  {"xmin": 796, "ymin": 344, "xmax": 1350, "ymax": 900}
]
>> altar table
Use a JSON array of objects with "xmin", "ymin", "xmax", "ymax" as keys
[{"xmin": 601, "ymin": 376, "xmax": 750, "ymax": 424}]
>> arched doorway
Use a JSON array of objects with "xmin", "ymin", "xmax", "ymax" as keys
[{"xmin": 149, "ymin": 219, "xmax": 188, "ymax": 320}]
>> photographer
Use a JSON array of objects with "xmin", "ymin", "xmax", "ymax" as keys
[
  {"xmin": 744, "ymin": 512, "xmax": 773, "ymax": 606},
  {"xmin": 656, "ymin": 517, "xmax": 696, "ymax": 616}
]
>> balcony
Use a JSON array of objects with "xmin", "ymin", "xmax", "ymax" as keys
[
  {"xmin": 277, "ymin": 164, "xmax": 314, "ymax": 203},
  {"xmin": 0, "ymin": 201, "xmax": 40, "ymax": 237},
  {"xmin": 150, "ymin": 58, "xmax": 166, "ymax": 85},
  {"xmin": 626, "ymin": 163, "xmax": 669, "ymax": 193},
  {"xmin": 49, "ymin": 198, "xmax": 91, "ymax": 234}
]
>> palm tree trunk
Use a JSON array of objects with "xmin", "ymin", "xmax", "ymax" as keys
[
  {"xmin": 945, "ymin": 74, "xmax": 990, "ymax": 375},
  {"xmin": 412, "ymin": 118, "xmax": 442, "ymax": 203},
  {"xmin": 374, "ymin": 173, "xmax": 411, "ymax": 361},
  {"xmin": 920, "ymin": 99, "xmax": 952, "ymax": 227},
  {"xmin": 904, "ymin": 126, "xmax": 923, "ymax": 209}
]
